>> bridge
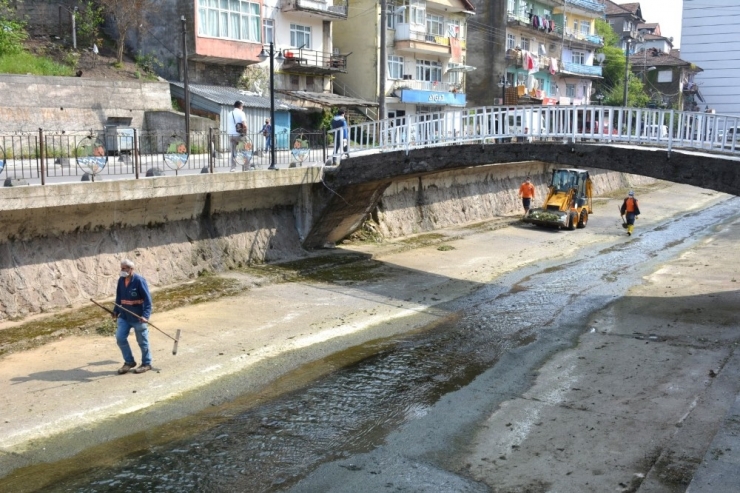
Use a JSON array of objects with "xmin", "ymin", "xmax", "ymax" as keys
[
  {"xmin": 305, "ymin": 105, "xmax": 740, "ymax": 247},
  {"xmin": 1, "ymin": 105, "xmax": 739, "ymax": 249}
]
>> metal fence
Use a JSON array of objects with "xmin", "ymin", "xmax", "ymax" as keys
[
  {"xmin": 0, "ymin": 129, "xmax": 331, "ymax": 185},
  {"xmin": 344, "ymin": 105, "xmax": 740, "ymax": 157}
]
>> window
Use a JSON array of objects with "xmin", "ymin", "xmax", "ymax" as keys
[
  {"xmin": 198, "ymin": 0, "xmax": 262, "ymax": 42},
  {"xmin": 263, "ymin": 18, "xmax": 274, "ymax": 44},
  {"xmin": 447, "ymin": 18, "xmax": 462, "ymax": 39},
  {"xmin": 410, "ymin": 0, "xmax": 425, "ymax": 25},
  {"xmin": 416, "ymin": 59, "xmax": 442, "ymax": 82},
  {"xmin": 657, "ymin": 70, "xmax": 673, "ymax": 83},
  {"xmin": 520, "ymin": 37, "xmax": 530, "ymax": 51},
  {"xmin": 290, "ymin": 24, "xmax": 311, "ymax": 49},
  {"xmin": 566, "ymin": 84, "xmax": 576, "ymax": 98},
  {"xmin": 507, "ymin": 33, "xmax": 516, "ymax": 50},
  {"xmin": 388, "ymin": 55, "xmax": 404, "ymax": 79},
  {"xmin": 573, "ymin": 20, "xmax": 578, "ymax": 33},
  {"xmin": 536, "ymin": 77, "xmax": 545, "ymax": 92},
  {"xmin": 507, "ymin": 0, "xmax": 516, "ymax": 14},
  {"xmin": 572, "ymin": 51, "xmax": 585, "ymax": 64},
  {"xmin": 427, "ymin": 14, "xmax": 444, "ymax": 36},
  {"xmin": 387, "ymin": 1, "xmax": 398, "ymax": 29},
  {"xmin": 624, "ymin": 20, "xmax": 632, "ymax": 32},
  {"xmin": 580, "ymin": 20, "xmax": 590, "ymax": 36}
]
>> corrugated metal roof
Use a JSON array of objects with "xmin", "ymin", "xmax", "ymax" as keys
[
  {"xmin": 170, "ymin": 82, "xmax": 304, "ymax": 111},
  {"xmin": 276, "ymin": 90, "xmax": 378, "ymax": 108}
]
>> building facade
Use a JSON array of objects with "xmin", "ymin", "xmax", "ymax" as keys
[
  {"xmin": 332, "ymin": 0, "xmax": 475, "ymax": 123},
  {"xmin": 681, "ymin": 0, "xmax": 740, "ymax": 115}
]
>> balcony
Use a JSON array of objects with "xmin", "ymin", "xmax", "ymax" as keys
[
  {"xmin": 563, "ymin": 29, "xmax": 604, "ymax": 47},
  {"xmin": 281, "ymin": 48, "xmax": 348, "ymax": 75},
  {"xmin": 394, "ymin": 24, "xmax": 465, "ymax": 57},
  {"xmin": 560, "ymin": 62, "xmax": 603, "ymax": 77},
  {"xmin": 280, "ymin": 0, "xmax": 348, "ymax": 20},
  {"xmin": 505, "ymin": 49, "xmax": 553, "ymax": 72},
  {"xmin": 565, "ymin": 0, "xmax": 605, "ymax": 14},
  {"xmin": 392, "ymin": 79, "xmax": 460, "ymax": 93}
]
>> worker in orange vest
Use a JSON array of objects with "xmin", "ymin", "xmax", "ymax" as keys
[
  {"xmin": 620, "ymin": 190, "xmax": 641, "ymax": 236},
  {"xmin": 518, "ymin": 176, "xmax": 535, "ymax": 215}
]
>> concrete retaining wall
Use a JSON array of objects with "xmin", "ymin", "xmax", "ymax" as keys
[
  {"xmin": 0, "ymin": 75, "xmax": 173, "ymax": 132},
  {"xmin": 0, "ymin": 164, "xmax": 651, "ymax": 320}
]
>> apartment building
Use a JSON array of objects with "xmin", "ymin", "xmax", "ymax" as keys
[{"xmin": 333, "ymin": 0, "xmax": 475, "ymax": 122}]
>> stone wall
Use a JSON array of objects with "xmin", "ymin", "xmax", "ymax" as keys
[
  {"xmin": 374, "ymin": 163, "xmax": 655, "ymax": 239},
  {"xmin": 0, "ymin": 161, "xmax": 651, "ymax": 320},
  {"xmin": 0, "ymin": 75, "xmax": 173, "ymax": 133}
]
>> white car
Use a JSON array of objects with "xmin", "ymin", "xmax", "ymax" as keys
[{"xmin": 716, "ymin": 126, "xmax": 740, "ymax": 142}]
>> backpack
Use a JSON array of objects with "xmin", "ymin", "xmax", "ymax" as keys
[{"xmin": 233, "ymin": 112, "xmax": 247, "ymax": 135}]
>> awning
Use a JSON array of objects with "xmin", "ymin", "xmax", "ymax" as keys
[{"xmin": 276, "ymin": 90, "xmax": 378, "ymax": 108}]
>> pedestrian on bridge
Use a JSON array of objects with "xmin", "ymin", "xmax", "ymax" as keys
[
  {"xmin": 519, "ymin": 177, "xmax": 535, "ymax": 215},
  {"xmin": 113, "ymin": 259, "xmax": 153, "ymax": 374},
  {"xmin": 331, "ymin": 108, "xmax": 349, "ymax": 165},
  {"xmin": 228, "ymin": 100, "xmax": 247, "ymax": 172},
  {"xmin": 620, "ymin": 190, "xmax": 641, "ymax": 236}
]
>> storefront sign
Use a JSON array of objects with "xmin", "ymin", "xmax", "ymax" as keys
[{"xmin": 400, "ymin": 90, "xmax": 466, "ymax": 106}]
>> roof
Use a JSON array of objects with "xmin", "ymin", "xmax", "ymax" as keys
[
  {"xmin": 169, "ymin": 82, "xmax": 303, "ymax": 111},
  {"xmin": 638, "ymin": 22, "xmax": 660, "ymax": 35},
  {"xmin": 629, "ymin": 49, "xmax": 702, "ymax": 70},
  {"xmin": 604, "ymin": 0, "xmax": 643, "ymax": 20},
  {"xmin": 276, "ymin": 90, "xmax": 378, "ymax": 108}
]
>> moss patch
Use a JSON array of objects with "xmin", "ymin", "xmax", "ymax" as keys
[
  {"xmin": 243, "ymin": 252, "xmax": 386, "ymax": 284},
  {"xmin": 0, "ymin": 276, "xmax": 244, "ymax": 358}
]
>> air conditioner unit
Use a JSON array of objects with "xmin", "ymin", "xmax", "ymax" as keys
[
  {"xmin": 402, "ymin": 74, "xmax": 413, "ymax": 80},
  {"xmin": 333, "ymin": 47, "xmax": 340, "ymax": 55}
]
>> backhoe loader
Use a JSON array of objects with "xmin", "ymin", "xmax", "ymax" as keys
[{"xmin": 522, "ymin": 168, "xmax": 593, "ymax": 230}]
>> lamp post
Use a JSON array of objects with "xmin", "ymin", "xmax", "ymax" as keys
[
  {"xmin": 258, "ymin": 42, "xmax": 284, "ymax": 170},
  {"xmin": 622, "ymin": 34, "xmax": 643, "ymax": 107},
  {"xmin": 497, "ymin": 75, "xmax": 511, "ymax": 105},
  {"xmin": 181, "ymin": 16, "xmax": 190, "ymax": 153},
  {"xmin": 595, "ymin": 92, "xmax": 605, "ymax": 106}
]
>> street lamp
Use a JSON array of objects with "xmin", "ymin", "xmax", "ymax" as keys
[
  {"xmin": 622, "ymin": 34, "xmax": 643, "ymax": 107},
  {"xmin": 258, "ymin": 42, "xmax": 284, "ymax": 170},
  {"xmin": 497, "ymin": 75, "xmax": 511, "ymax": 105},
  {"xmin": 595, "ymin": 92, "xmax": 605, "ymax": 106},
  {"xmin": 181, "ymin": 16, "xmax": 190, "ymax": 153}
]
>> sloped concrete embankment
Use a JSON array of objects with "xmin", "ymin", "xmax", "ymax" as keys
[{"xmin": 0, "ymin": 164, "xmax": 652, "ymax": 320}]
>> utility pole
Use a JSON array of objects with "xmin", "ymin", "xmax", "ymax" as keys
[
  {"xmin": 181, "ymin": 16, "xmax": 191, "ymax": 152},
  {"xmin": 379, "ymin": 0, "xmax": 387, "ymax": 123}
]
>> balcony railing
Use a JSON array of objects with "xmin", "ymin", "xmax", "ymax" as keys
[
  {"xmin": 282, "ymin": 48, "xmax": 348, "ymax": 72},
  {"xmin": 505, "ymin": 49, "xmax": 552, "ymax": 72},
  {"xmin": 565, "ymin": 0, "xmax": 605, "ymax": 13},
  {"xmin": 561, "ymin": 62, "xmax": 602, "ymax": 77},
  {"xmin": 392, "ymin": 79, "xmax": 459, "ymax": 93},
  {"xmin": 280, "ymin": 0, "xmax": 348, "ymax": 18}
]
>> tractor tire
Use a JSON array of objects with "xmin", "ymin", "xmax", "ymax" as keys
[
  {"xmin": 567, "ymin": 212, "xmax": 577, "ymax": 230},
  {"xmin": 577, "ymin": 210, "xmax": 588, "ymax": 229}
]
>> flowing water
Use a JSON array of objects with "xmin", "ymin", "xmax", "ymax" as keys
[{"xmin": 12, "ymin": 198, "xmax": 740, "ymax": 493}]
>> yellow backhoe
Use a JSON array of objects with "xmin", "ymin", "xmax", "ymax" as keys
[{"xmin": 522, "ymin": 168, "xmax": 593, "ymax": 230}]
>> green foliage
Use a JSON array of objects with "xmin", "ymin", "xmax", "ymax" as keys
[
  {"xmin": 76, "ymin": 1, "xmax": 105, "ymax": 48},
  {"xmin": 0, "ymin": 7, "xmax": 27, "ymax": 57},
  {"xmin": 604, "ymin": 73, "xmax": 650, "ymax": 107},
  {"xmin": 0, "ymin": 51, "xmax": 74, "ymax": 76},
  {"xmin": 595, "ymin": 19, "xmax": 620, "ymax": 48},
  {"xmin": 135, "ymin": 52, "xmax": 162, "ymax": 75},
  {"xmin": 593, "ymin": 19, "xmax": 649, "ymax": 107}
]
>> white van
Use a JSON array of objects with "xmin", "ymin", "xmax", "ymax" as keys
[{"xmin": 504, "ymin": 109, "xmax": 545, "ymax": 141}]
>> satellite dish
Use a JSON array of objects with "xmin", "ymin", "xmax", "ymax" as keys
[{"xmin": 596, "ymin": 53, "xmax": 606, "ymax": 65}]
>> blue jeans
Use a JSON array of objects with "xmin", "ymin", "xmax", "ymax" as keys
[
  {"xmin": 116, "ymin": 317, "xmax": 152, "ymax": 366},
  {"xmin": 264, "ymin": 135, "xmax": 272, "ymax": 152}
]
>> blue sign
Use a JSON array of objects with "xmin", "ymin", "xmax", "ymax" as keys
[{"xmin": 400, "ymin": 89, "xmax": 466, "ymax": 106}]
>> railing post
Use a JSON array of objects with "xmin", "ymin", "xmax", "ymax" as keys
[
  {"xmin": 208, "ymin": 127, "xmax": 214, "ymax": 173},
  {"xmin": 133, "ymin": 129, "xmax": 140, "ymax": 179},
  {"xmin": 39, "ymin": 128, "xmax": 46, "ymax": 186},
  {"xmin": 668, "ymin": 110, "xmax": 674, "ymax": 153},
  {"xmin": 323, "ymin": 129, "xmax": 327, "ymax": 163}
]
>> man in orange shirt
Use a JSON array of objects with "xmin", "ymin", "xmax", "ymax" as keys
[
  {"xmin": 620, "ymin": 190, "xmax": 641, "ymax": 236},
  {"xmin": 518, "ymin": 177, "xmax": 535, "ymax": 215}
]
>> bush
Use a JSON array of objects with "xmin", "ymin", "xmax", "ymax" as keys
[{"xmin": 0, "ymin": 18, "xmax": 27, "ymax": 57}]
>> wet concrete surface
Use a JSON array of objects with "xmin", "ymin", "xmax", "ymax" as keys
[{"xmin": 1, "ymin": 184, "xmax": 738, "ymax": 492}]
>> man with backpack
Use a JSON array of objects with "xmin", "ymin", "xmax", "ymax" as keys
[
  {"xmin": 228, "ymin": 100, "xmax": 247, "ymax": 172},
  {"xmin": 260, "ymin": 118, "xmax": 272, "ymax": 155},
  {"xmin": 331, "ymin": 108, "xmax": 349, "ymax": 165}
]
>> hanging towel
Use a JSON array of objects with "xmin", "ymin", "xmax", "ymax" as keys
[{"xmin": 549, "ymin": 57, "xmax": 558, "ymax": 75}]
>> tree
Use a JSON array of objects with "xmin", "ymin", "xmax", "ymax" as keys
[
  {"xmin": 594, "ymin": 19, "xmax": 649, "ymax": 107},
  {"xmin": 98, "ymin": 0, "xmax": 159, "ymax": 64}
]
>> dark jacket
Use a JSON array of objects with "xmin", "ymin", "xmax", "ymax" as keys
[
  {"xmin": 114, "ymin": 273, "xmax": 153, "ymax": 323},
  {"xmin": 620, "ymin": 197, "xmax": 640, "ymax": 216}
]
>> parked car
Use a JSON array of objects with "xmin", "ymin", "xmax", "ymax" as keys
[{"xmin": 716, "ymin": 126, "xmax": 740, "ymax": 142}]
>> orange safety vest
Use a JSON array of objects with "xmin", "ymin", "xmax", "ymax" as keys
[
  {"xmin": 624, "ymin": 197, "xmax": 637, "ymax": 213},
  {"xmin": 519, "ymin": 182, "xmax": 535, "ymax": 199}
]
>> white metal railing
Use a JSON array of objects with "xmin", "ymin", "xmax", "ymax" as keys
[{"xmin": 329, "ymin": 106, "xmax": 740, "ymax": 163}]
